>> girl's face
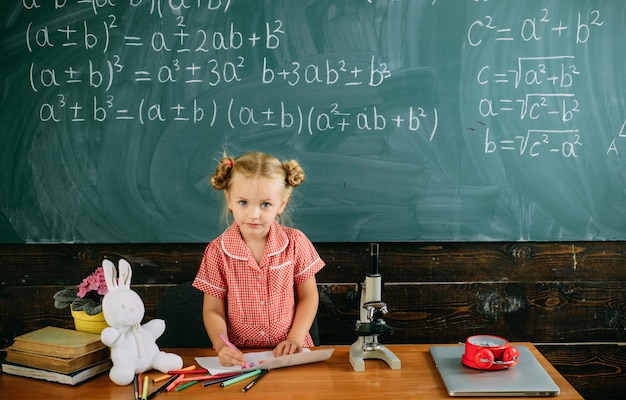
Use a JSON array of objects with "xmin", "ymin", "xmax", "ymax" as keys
[{"xmin": 224, "ymin": 175, "xmax": 288, "ymax": 242}]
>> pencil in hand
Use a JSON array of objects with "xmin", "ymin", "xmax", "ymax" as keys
[{"xmin": 219, "ymin": 333, "xmax": 250, "ymax": 368}]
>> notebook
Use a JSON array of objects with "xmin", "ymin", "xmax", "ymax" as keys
[{"xmin": 430, "ymin": 345, "xmax": 560, "ymax": 397}]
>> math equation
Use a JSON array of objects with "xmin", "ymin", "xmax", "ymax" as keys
[
  {"xmin": 20, "ymin": 0, "xmax": 438, "ymax": 142},
  {"xmin": 12, "ymin": 0, "xmax": 626, "ymax": 158},
  {"xmin": 463, "ymin": 6, "xmax": 625, "ymax": 158}
]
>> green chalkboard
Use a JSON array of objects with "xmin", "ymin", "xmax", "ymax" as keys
[{"xmin": 1, "ymin": 0, "xmax": 625, "ymax": 243}]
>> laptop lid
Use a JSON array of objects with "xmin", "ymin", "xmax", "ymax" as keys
[{"xmin": 430, "ymin": 345, "xmax": 560, "ymax": 397}]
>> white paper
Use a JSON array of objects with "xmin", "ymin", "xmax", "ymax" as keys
[{"xmin": 195, "ymin": 348, "xmax": 334, "ymax": 375}]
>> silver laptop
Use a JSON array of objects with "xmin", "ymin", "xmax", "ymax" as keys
[{"xmin": 430, "ymin": 345, "xmax": 560, "ymax": 397}]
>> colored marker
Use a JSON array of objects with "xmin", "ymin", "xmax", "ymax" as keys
[
  {"xmin": 133, "ymin": 375, "xmax": 140, "ymax": 400},
  {"xmin": 147, "ymin": 375, "xmax": 179, "ymax": 400},
  {"xmin": 179, "ymin": 372, "xmax": 240, "ymax": 383},
  {"xmin": 153, "ymin": 365, "xmax": 197, "ymax": 383},
  {"xmin": 137, "ymin": 373, "xmax": 143, "ymax": 398},
  {"xmin": 220, "ymin": 369, "xmax": 262, "ymax": 387},
  {"xmin": 166, "ymin": 374, "xmax": 185, "ymax": 392},
  {"xmin": 242, "ymin": 369, "xmax": 269, "ymax": 392},
  {"xmin": 203, "ymin": 376, "xmax": 235, "ymax": 387},
  {"xmin": 175, "ymin": 379, "xmax": 199, "ymax": 392},
  {"xmin": 142, "ymin": 375, "xmax": 149, "ymax": 400},
  {"xmin": 167, "ymin": 367, "xmax": 207, "ymax": 375},
  {"xmin": 219, "ymin": 333, "xmax": 250, "ymax": 368}
]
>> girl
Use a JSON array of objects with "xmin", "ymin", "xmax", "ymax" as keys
[{"xmin": 192, "ymin": 151, "xmax": 325, "ymax": 367}]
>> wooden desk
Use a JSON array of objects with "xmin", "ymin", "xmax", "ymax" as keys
[{"xmin": 0, "ymin": 344, "xmax": 582, "ymax": 399}]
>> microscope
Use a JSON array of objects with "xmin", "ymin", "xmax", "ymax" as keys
[{"xmin": 349, "ymin": 243, "xmax": 401, "ymax": 372}]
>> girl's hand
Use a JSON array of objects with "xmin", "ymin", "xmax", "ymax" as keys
[
  {"xmin": 273, "ymin": 338, "xmax": 302, "ymax": 357},
  {"xmin": 218, "ymin": 346, "xmax": 247, "ymax": 367}
]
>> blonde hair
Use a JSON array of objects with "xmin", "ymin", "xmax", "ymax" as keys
[{"xmin": 210, "ymin": 151, "xmax": 305, "ymax": 225}]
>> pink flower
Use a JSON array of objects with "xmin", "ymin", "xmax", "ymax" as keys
[{"xmin": 76, "ymin": 267, "xmax": 108, "ymax": 298}]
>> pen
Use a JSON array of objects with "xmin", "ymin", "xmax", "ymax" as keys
[
  {"xmin": 242, "ymin": 369, "xmax": 269, "ymax": 392},
  {"xmin": 219, "ymin": 333, "xmax": 250, "ymax": 368},
  {"xmin": 137, "ymin": 373, "xmax": 143, "ymax": 399},
  {"xmin": 142, "ymin": 375, "xmax": 149, "ymax": 400},
  {"xmin": 167, "ymin": 367, "xmax": 207, "ymax": 375},
  {"xmin": 220, "ymin": 369, "xmax": 262, "ymax": 387},
  {"xmin": 152, "ymin": 374, "xmax": 171, "ymax": 384},
  {"xmin": 179, "ymin": 372, "xmax": 240, "ymax": 383},
  {"xmin": 133, "ymin": 374, "xmax": 140, "ymax": 400},
  {"xmin": 175, "ymin": 379, "xmax": 199, "ymax": 392},
  {"xmin": 203, "ymin": 376, "xmax": 236, "ymax": 387},
  {"xmin": 153, "ymin": 365, "xmax": 197, "ymax": 382},
  {"xmin": 147, "ymin": 374, "xmax": 179, "ymax": 400},
  {"xmin": 166, "ymin": 374, "xmax": 185, "ymax": 392}
]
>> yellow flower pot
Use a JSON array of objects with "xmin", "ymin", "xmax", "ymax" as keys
[{"xmin": 71, "ymin": 306, "xmax": 108, "ymax": 334}]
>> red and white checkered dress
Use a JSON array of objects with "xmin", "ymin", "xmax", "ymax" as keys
[{"xmin": 193, "ymin": 221, "xmax": 325, "ymax": 348}]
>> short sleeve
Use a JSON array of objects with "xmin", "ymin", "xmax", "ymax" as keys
[
  {"xmin": 192, "ymin": 240, "xmax": 227, "ymax": 298},
  {"xmin": 290, "ymin": 228, "xmax": 325, "ymax": 284}
]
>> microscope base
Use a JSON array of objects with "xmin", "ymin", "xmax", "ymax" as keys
[{"xmin": 349, "ymin": 336, "xmax": 401, "ymax": 372}]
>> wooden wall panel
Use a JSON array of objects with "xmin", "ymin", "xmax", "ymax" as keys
[
  {"xmin": 536, "ymin": 344, "xmax": 626, "ymax": 400},
  {"xmin": 1, "ymin": 241, "xmax": 625, "ymax": 399}
]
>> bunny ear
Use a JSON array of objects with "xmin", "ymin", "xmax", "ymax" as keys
[
  {"xmin": 102, "ymin": 259, "xmax": 118, "ymax": 291},
  {"xmin": 117, "ymin": 259, "xmax": 132, "ymax": 288}
]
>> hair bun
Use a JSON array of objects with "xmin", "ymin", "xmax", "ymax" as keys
[
  {"xmin": 284, "ymin": 160, "xmax": 305, "ymax": 187},
  {"xmin": 210, "ymin": 157, "xmax": 234, "ymax": 190}
]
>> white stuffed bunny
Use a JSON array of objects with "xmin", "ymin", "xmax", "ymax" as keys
[{"xmin": 100, "ymin": 259, "xmax": 183, "ymax": 385}]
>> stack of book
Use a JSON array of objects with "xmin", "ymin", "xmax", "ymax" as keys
[{"xmin": 1, "ymin": 326, "xmax": 111, "ymax": 385}]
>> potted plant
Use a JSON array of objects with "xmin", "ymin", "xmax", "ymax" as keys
[{"xmin": 53, "ymin": 266, "xmax": 109, "ymax": 333}]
